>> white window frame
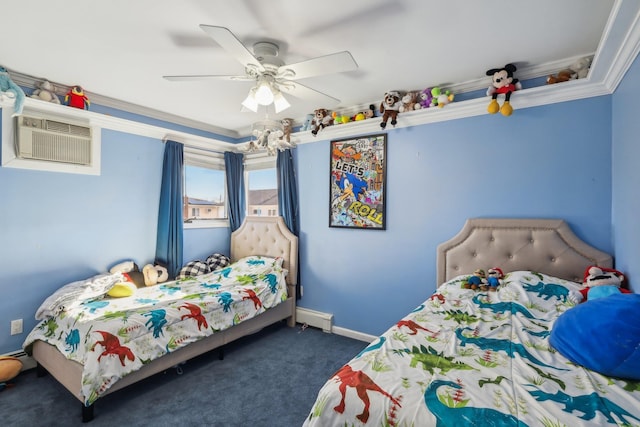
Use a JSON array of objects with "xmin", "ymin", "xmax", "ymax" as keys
[
  {"xmin": 244, "ymin": 153, "xmax": 277, "ymax": 218},
  {"xmin": 183, "ymin": 147, "xmax": 229, "ymax": 229}
]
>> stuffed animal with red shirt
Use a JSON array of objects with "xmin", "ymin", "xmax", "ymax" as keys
[
  {"xmin": 64, "ymin": 85, "xmax": 90, "ymax": 110},
  {"xmin": 486, "ymin": 63, "xmax": 521, "ymax": 116},
  {"xmin": 574, "ymin": 265, "xmax": 632, "ymax": 303}
]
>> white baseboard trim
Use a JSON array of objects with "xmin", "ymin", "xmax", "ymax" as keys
[
  {"xmin": 2, "ymin": 350, "xmax": 37, "ymax": 372},
  {"xmin": 331, "ymin": 326, "xmax": 377, "ymax": 343}
]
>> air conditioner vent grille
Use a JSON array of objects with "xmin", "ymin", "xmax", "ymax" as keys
[
  {"xmin": 31, "ymin": 133, "xmax": 92, "ymax": 164},
  {"xmin": 45, "ymin": 119, "xmax": 92, "ymax": 137},
  {"xmin": 16, "ymin": 115, "xmax": 93, "ymax": 166}
]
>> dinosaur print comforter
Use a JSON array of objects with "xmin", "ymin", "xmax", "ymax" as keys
[
  {"xmin": 23, "ymin": 256, "xmax": 288, "ymax": 406},
  {"xmin": 304, "ymin": 271, "xmax": 640, "ymax": 426}
]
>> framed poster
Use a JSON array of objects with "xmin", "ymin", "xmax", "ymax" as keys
[{"xmin": 329, "ymin": 133, "xmax": 387, "ymax": 230}]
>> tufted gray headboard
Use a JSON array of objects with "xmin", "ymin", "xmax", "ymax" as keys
[
  {"xmin": 437, "ymin": 218, "xmax": 612, "ymax": 284},
  {"xmin": 230, "ymin": 216, "xmax": 298, "ymax": 288}
]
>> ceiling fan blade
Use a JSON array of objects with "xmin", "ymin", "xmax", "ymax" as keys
[
  {"xmin": 278, "ymin": 51, "xmax": 358, "ymax": 81},
  {"xmin": 199, "ymin": 25, "xmax": 264, "ymax": 73},
  {"xmin": 163, "ymin": 74, "xmax": 253, "ymax": 82},
  {"xmin": 279, "ymin": 81, "xmax": 340, "ymax": 105}
]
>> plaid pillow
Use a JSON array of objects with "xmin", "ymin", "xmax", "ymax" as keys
[
  {"xmin": 206, "ymin": 253, "xmax": 231, "ymax": 271},
  {"xmin": 177, "ymin": 260, "xmax": 210, "ymax": 279}
]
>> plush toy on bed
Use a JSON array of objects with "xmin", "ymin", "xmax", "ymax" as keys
[
  {"xmin": 486, "ymin": 63, "xmax": 521, "ymax": 116},
  {"xmin": 485, "ymin": 267, "xmax": 504, "ymax": 291},
  {"xmin": 463, "ymin": 269, "xmax": 486, "ymax": 290},
  {"xmin": 573, "ymin": 265, "xmax": 631, "ymax": 303},
  {"xmin": 550, "ymin": 268, "xmax": 640, "ymax": 380}
]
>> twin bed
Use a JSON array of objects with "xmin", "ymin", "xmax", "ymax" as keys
[
  {"xmin": 23, "ymin": 216, "xmax": 298, "ymax": 422},
  {"xmin": 304, "ymin": 218, "xmax": 640, "ymax": 426}
]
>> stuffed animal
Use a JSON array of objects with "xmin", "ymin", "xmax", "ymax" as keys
[
  {"xmin": 546, "ymin": 70, "xmax": 574, "ymax": 85},
  {"xmin": 399, "ymin": 90, "xmax": 421, "ymax": 112},
  {"xmin": 64, "ymin": 85, "xmax": 90, "ymax": 110},
  {"xmin": 0, "ymin": 66, "xmax": 25, "ymax": 115},
  {"xmin": 379, "ymin": 91, "xmax": 402, "ymax": 129},
  {"xmin": 463, "ymin": 269, "xmax": 486, "ymax": 290},
  {"xmin": 547, "ymin": 55, "xmax": 594, "ymax": 84},
  {"xmin": 431, "ymin": 87, "xmax": 454, "ymax": 108},
  {"xmin": 418, "ymin": 88, "xmax": 434, "ymax": 109},
  {"xmin": 280, "ymin": 118, "xmax": 294, "ymax": 144},
  {"xmin": 142, "ymin": 263, "xmax": 169, "ymax": 287},
  {"xmin": 31, "ymin": 80, "xmax": 61, "ymax": 104},
  {"xmin": 300, "ymin": 113, "xmax": 314, "ymax": 132},
  {"xmin": 485, "ymin": 267, "xmax": 504, "ymax": 291},
  {"xmin": 572, "ymin": 266, "xmax": 631, "ymax": 303},
  {"xmin": 486, "ymin": 63, "xmax": 521, "ymax": 116},
  {"xmin": 332, "ymin": 111, "xmax": 351, "ymax": 125},
  {"xmin": 353, "ymin": 104, "xmax": 376, "ymax": 121},
  {"xmin": 311, "ymin": 108, "xmax": 333, "ymax": 136}
]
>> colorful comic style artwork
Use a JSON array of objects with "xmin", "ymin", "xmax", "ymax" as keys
[{"xmin": 329, "ymin": 134, "xmax": 387, "ymax": 230}]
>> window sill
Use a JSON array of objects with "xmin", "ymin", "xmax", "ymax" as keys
[{"xmin": 184, "ymin": 219, "xmax": 229, "ymax": 229}]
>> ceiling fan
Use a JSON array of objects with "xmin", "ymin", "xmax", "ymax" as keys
[{"xmin": 163, "ymin": 25, "xmax": 358, "ymax": 113}]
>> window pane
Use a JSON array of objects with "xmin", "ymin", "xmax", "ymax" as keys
[
  {"xmin": 247, "ymin": 168, "xmax": 278, "ymax": 217},
  {"xmin": 184, "ymin": 165, "xmax": 226, "ymax": 221}
]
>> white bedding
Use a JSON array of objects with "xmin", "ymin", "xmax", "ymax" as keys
[{"xmin": 24, "ymin": 256, "xmax": 288, "ymax": 405}]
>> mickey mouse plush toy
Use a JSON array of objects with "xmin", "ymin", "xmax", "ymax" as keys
[{"xmin": 486, "ymin": 63, "xmax": 521, "ymax": 116}]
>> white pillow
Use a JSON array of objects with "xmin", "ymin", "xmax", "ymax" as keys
[{"xmin": 35, "ymin": 272, "xmax": 124, "ymax": 320}]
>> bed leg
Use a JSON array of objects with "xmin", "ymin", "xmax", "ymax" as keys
[
  {"xmin": 218, "ymin": 345, "xmax": 225, "ymax": 360},
  {"xmin": 36, "ymin": 362, "xmax": 48, "ymax": 377},
  {"xmin": 82, "ymin": 404, "xmax": 94, "ymax": 423}
]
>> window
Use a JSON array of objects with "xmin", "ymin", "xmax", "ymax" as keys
[
  {"xmin": 183, "ymin": 150, "xmax": 227, "ymax": 228},
  {"xmin": 246, "ymin": 168, "xmax": 278, "ymax": 217}
]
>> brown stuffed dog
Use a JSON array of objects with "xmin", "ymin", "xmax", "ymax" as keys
[
  {"xmin": 380, "ymin": 91, "xmax": 402, "ymax": 129},
  {"xmin": 311, "ymin": 109, "xmax": 333, "ymax": 136}
]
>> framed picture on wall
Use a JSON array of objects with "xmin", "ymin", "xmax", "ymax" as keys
[{"xmin": 329, "ymin": 133, "xmax": 387, "ymax": 230}]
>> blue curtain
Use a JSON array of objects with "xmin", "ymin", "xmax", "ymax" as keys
[
  {"xmin": 224, "ymin": 151, "xmax": 246, "ymax": 232},
  {"xmin": 155, "ymin": 140, "xmax": 184, "ymax": 279},
  {"xmin": 277, "ymin": 149, "xmax": 300, "ymax": 297}
]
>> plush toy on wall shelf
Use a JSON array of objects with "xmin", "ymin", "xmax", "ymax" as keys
[
  {"xmin": 546, "ymin": 55, "xmax": 594, "ymax": 85},
  {"xmin": 431, "ymin": 87, "xmax": 454, "ymax": 108},
  {"xmin": 280, "ymin": 118, "xmax": 294, "ymax": 144},
  {"xmin": 379, "ymin": 91, "xmax": 402, "ymax": 129},
  {"xmin": 0, "ymin": 66, "xmax": 25, "ymax": 115},
  {"xmin": 486, "ymin": 63, "xmax": 521, "ymax": 116},
  {"xmin": 310, "ymin": 108, "xmax": 333, "ymax": 136},
  {"xmin": 399, "ymin": 90, "xmax": 421, "ymax": 112},
  {"xmin": 64, "ymin": 85, "xmax": 90, "ymax": 110},
  {"xmin": 418, "ymin": 88, "xmax": 434, "ymax": 109},
  {"xmin": 352, "ymin": 104, "xmax": 376, "ymax": 121},
  {"xmin": 332, "ymin": 111, "xmax": 351, "ymax": 125},
  {"xmin": 31, "ymin": 80, "xmax": 61, "ymax": 104}
]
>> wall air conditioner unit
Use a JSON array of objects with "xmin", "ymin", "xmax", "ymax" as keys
[{"xmin": 15, "ymin": 115, "xmax": 92, "ymax": 165}]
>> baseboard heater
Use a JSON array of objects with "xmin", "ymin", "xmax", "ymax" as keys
[
  {"xmin": 296, "ymin": 307, "xmax": 333, "ymax": 333},
  {"xmin": 2, "ymin": 350, "xmax": 37, "ymax": 372}
]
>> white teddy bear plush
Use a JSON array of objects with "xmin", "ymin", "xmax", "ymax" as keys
[{"xmin": 32, "ymin": 80, "xmax": 61, "ymax": 104}]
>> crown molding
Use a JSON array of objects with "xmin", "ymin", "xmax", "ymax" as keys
[{"xmin": 4, "ymin": 0, "xmax": 640, "ymax": 156}]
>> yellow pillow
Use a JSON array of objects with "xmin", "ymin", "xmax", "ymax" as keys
[{"xmin": 107, "ymin": 281, "xmax": 136, "ymax": 298}]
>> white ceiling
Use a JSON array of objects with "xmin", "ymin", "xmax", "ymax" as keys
[{"xmin": 3, "ymin": 0, "xmax": 616, "ymax": 138}]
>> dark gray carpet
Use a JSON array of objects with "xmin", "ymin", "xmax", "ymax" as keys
[{"xmin": 2, "ymin": 322, "xmax": 367, "ymax": 426}]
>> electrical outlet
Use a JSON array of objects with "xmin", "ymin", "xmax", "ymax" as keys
[{"xmin": 10, "ymin": 319, "xmax": 23, "ymax": 335}]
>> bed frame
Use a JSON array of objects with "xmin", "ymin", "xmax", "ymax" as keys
[
  {"xmin": 437, "ymin": 218, "xmax": 612, "ymax": 283},
  {"xmin": 31, "ymin": 216, "xmax": 298, "ymax": 422}
]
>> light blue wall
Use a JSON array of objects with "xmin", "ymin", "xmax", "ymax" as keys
[
  {"xmin": 296, "ymin": 97, "xmax": 613, "ymax": 336},
  {"xmin": 0, "ymin": 126, "xmax": 231, "ymax": 353},
  {"xmin": 0, "ymin": 74, "xmax": 630, "ymax": 352},
  {"xmin": 612, "ymin": 52, "xmax": 640, "ymax": 288}
]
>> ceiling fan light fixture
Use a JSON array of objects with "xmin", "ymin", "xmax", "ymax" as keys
[
  {"xmin": 254, "ymin": 80, "xmax": 274, "ymax": 105},
  {"xmin": 273, "ymin": 90, "xmax": 290, "ymax": 113},
  {"xmin": 241, "ymin": 90, "xmax": 259, "ymax": 112}
]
